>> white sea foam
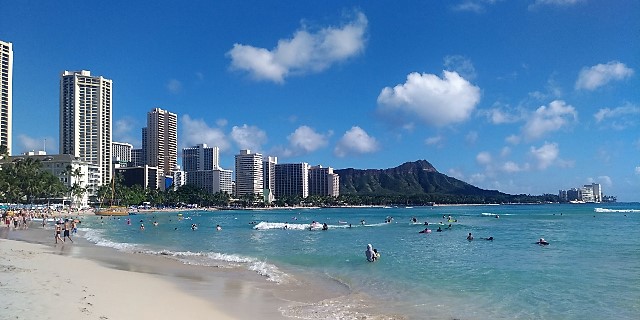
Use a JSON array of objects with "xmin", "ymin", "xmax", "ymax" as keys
[
  {"xmin": 80, "ymin": 227, "xmax": 290, "ymax": 283},
  {"xmin": 594, "ymin": 208, "xmax": 640, "ymax": 213},
  {"xmin": 144, "ymin": 249, "xmax": 291, "ymax": 283}
]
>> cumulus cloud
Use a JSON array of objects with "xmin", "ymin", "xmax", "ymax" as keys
[
  {"xmin": 529, "ymin": 142, "xmax": 559, "ymax": 170},
  {"xmin": 17, "ymin": 134, "xmax": 58, "ymax": 154},
  {"xmin": 598, "ymin": 175, "xmax": 613, "ymax": 187},
  {"xmin": 377, "ymin": 71, "xmax": 481, "ymax": 127},
  {"xmin": 180, "ymin": 115, "xmax": 230, "ymax": 152},
  {"xmin": 476, "ymin": 151, "xmax": 492, "ymax": 166},
  {"xmin": 166, "ymin": 79, "xmax": 182, "ymax": 94},
  {"xmin": 594, "ymin": 103, "xmax": 640, "ymax": 129},
  {"xmin": 230, "ymin": 124, "xmax": 268, "ymax": 151},
  {"xmin": 113, "ymin": 117, "xmax": 141, "ymax": 147},
  {"xmin": 502, "ymin": 161, "xmax": 526, "ymax": 173},
  {"xmin": 575, "ymin": 61, "xmax": 634, "ymax": 90},
  {"xmin": 285, "ymin": 125, "xmax": 330, "ymax": 156},
  {"xmin": 227, "ymin": 11, "xmax": 367, "ymax": 83},
  {"xmin": 444, "ymin": 55, "xmax": 477, "ymax": 80},
  {"xmin": 523, "ymin": 100, "xmax": 577, "ymax": 140},
  {"xmin": 334, "ymin": 126, "xmax": 379, "ymax": 157}
]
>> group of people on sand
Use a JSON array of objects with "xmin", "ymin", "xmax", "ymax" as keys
[{"xmin": 54, "ymin": 218, "xmax": 75, "ymax": 244}]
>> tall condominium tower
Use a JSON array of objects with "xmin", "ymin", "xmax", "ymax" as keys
[
  {"xmin": 275, "ymin": 162, "xmax": 310, "ymax": 199},
  {"xmin": 263, "ymin": 156, "xmax": 277, "ymax": 202},
  {"xmin": 183, "ymin": 144, "xmax": 219, "ymax": 172},
  {"xmin": 143, "ymin": 108, "xmax": 177, "ymax": 177},
  {"xmin": 0, "ymin": 40, "xmax": 13, "ymax": 155},
  {"xmin": 234, "ymin": 149, "xmax": 263, "ymax": 197},
  {"xmin": 59, "ymin": 70, "xmax": 112, "ymax": 185}
]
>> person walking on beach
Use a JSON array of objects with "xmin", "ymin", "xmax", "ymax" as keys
[
  {"xmin": 63, "ymin": 220, "xmax": 73, "ymax": 243},
  {"xmin": 55, "ymin": 223, "xmax": 63, "ymax": 243}
]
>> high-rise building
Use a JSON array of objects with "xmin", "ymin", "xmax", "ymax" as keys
[
  {"xmin": 309, "ymin": 165, "xmax": 340, "ymax": 197},
  {"xmin": 143, "ymin": 108, "xmax": 177, "ymax": 177},
  {"xmin": 263, "ymin": 156, "xmax": 277, "ymax": 202},
  {"xmin": 59, "ymin": 70, "xmax": 112, "ymax": 186},
  {"xmin": 183, "ymin": 144, "xmax": 219, "ymax": 171},
  {"xmin": 0, "ymin": 40, "xmax": 13, "ymax": 155},
  {"xmin": 186, "ymin": 168, "xmax": 232, "ymax": 195},
  {"xmin": 112, "ymin": 141, "xmax": 132, "ymax": 163},
  {"xmin": 234, "ymin": 149, "xmax": 263, "ymax": 197},
  {"xmin": 275, "ymin": 162, "xmax": 310, "ymax": 199}
]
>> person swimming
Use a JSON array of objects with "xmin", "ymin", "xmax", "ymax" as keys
[
  {"xmin": 436, "ymin": 226, "xmax": 442, "ymax": 232},
  {"xmin": 322, "ymin": 223, "xmax": 328, "ymax": 231},
  {"xmin": 373, "ymin": 249, "xmax": 381, "ymax": 260},
  {"xmin": 419, "ymin": 228, "xmax": 431, "ymax": 233},
  {"xmin": 484, "ymin": 236, "xmax": 494, "ymax": 241},
  {"xmin": 467, "ymin": 233, "xmax": 474, "ymax": 241},
  {"xmin": 536, "ymin": 238, "xmax": 549, "ymax": 245}
]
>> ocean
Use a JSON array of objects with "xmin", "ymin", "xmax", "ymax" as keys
[{"xmin": 79, "ymin": 203, "xmax": 639, "ymax": 319}]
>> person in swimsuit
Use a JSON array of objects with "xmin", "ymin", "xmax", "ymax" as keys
[
  {"xmin": 55, "ymin": 224, "xmax": 63, "ymax": 243},
  {"xmin": 63, "ymin": 220, "xmax": 73, "ymax": 243}
]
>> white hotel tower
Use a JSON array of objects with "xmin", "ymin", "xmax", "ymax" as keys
[
  {"xmin": 0, "ymin": 40, "xmax": 12, "ymax": 155},
  {"xmin": 234, "ymin": 149, "xmax": 263, "ymax": 198},
  {"xmin": 60, "ymin": 70, "xmax": 112, "ymax": 185}
]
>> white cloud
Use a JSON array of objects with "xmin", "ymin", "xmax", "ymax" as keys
[
  {"xmin": 505, "ymin": 134, "xmax": 521, "ymax": 145},
  {"xmin": 523, "ymin": 100, "xmax": 577, "ymax": 140},
  {"xmin": 334, "ymin": 126, "xmax": 379, "ymax": 157},
  {"xmin": 230, "ymin": 124, "xmax": 268, "ymax": 151},
  {"xmin": 166, "ymin": 79, "xmax": 182, "ymax": 94},
  {"xmin": 453, "ymin": 0, "xmax": 499, "ymax": 13},
  {"xmin": 575, "ymin": 61, "xmax": 634, "ymax": 90},
  {"xmin": 287, "ymin": 125, "xmax": 330, "ymax": 155},
  {"xmin": 594, "ymin": 103, "xmax": 640, "ymax": 129},
  {"xmin": 215, "ymin": 118, "xmax": 228, "ymax": 127},
  {"xmin": 17, "ymin": 134, "xmax": 57, "ymax": 154},
  {"xmin": 598, "ymin": 175, "xmax": 613, "ymax": 188},
  {"xmin": 484, "ymin": 106, "xmax": 524, "ymax": 124},
  {"xmin": 180, "ymin": 115, "xmax": 230, "ymax": 152},
  {"xmin": 377, "ymin": 71, "xmax": 481, "ymax": 127},
  {"xmin": 444, "ymin": 55, "xmax": 477, "ymax": 80},
  {"xmin": 635, "ymin": 166, "xmax": 640, "ymax": 175},
  {"xmin": 529, "ymin": 142, "xmax": 559, "ymax": 170},
  {"xmin": 529, "ymin": 0, "xmax": 584, "ymax": 10},
  {"xmin": 113, "ymin": 117, "xmax": 141, "ymax": 147},
  {"xmin": 448, "ymin": 168, "xmax": 465, "ymax": 180},
  {"xmin": 227, "ymin": 11, "xmax": 367, "ymax": 83},
  {"xmin": 501, "ymin": 161, "xmax": 526, "ymax": 173},
  {"xmin": 425, "ymin": 135, "xmax": 443, "ymax": 146},
  {"xmin": 476, "ymin": 151, "xmax": 492, "ymax": 165}
]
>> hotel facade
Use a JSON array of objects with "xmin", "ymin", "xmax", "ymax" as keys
[
  {"xmin": 59, "ymin": 70, "xmax": 112, "ymax": 186},
  {"xmin": 0, "ymin": 40, "xmax": 13, "ymax": 155}
]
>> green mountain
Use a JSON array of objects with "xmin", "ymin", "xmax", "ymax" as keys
[{"xmin": 335, "ymin": 160, "xmax": 504, "ymax": 197}]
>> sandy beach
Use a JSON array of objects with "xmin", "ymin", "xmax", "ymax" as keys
[{"xmin": 0, "ymin": 224, "xmax": 303, "ymax": 320}]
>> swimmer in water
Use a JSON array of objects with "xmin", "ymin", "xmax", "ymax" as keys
[
  {"xmin": 536, "ymin": 238, "xmax": 549, "ymax": 245},
  {"xmin": 467, "ymin": 233, "xmax": 474, "ymax": 241}
]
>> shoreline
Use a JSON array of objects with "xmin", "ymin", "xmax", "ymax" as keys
[{"xmin": 1, "ymin": 222, "xmax": 406, "ymax": 320}]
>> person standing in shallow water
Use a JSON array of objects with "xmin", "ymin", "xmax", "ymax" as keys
[
  {"xmin": 365, "ymin": 244, "xmax": 376, "ymax": 262},
  {"xmin": 467, "ymin": 233, "xmax": 474, "ymax": 241}
]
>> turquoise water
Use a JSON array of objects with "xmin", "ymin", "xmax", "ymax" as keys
[{"xmin": 80, "ymin": 203, "xmax": 640, "ymax": 319}]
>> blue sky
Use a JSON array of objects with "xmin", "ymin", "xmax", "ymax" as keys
[{"xmin": 1, "ymin": 0, "xmax": 639, "ymax": 201}]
